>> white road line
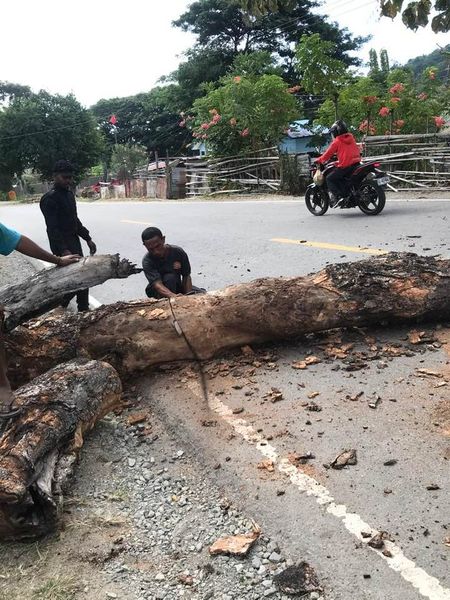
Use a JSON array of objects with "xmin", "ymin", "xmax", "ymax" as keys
[
  {"xmin": 208, "ymin": 393, "xmax": 450, "ymax": 600},
  {"xmin": 91, "ymin": 198, "xmax": 450, "ymax": 205},
  {"xmin": 120, "ymin": 219, "xmax": 153, "ymax": 225}
]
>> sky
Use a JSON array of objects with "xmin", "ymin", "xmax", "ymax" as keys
[{"xmin": 1, "ymin": 0, "xmax": 448, "ymax": 107}]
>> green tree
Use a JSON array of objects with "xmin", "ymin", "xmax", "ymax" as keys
[
  {"xmin": 169, "ymin": 47, "xmax": 235, "ymax": 107},
  {"xmin": 316, "ymin": 65, "xmax": 449, "ymax": 136},
  {"xmin": 405, "ymin": 44, "xmax": 450, "ymax": 80},
  {"xmin": 91, "ymin": 85, "xmax": 189, "ymax": 157},
  {"xmin": 229, "ymin": 0, "xmax": 295, "ymax": 16},
  {"xmin": 174, "ymin": 0, "xmax": 365, "ymax": 80},
  {"xmin": 380, "ymin": 49, "xmax": 390, "ymax": 74},
  {"xmin": 369, "ymin": 49, "xmax": 380, "ymax": 74},
  {"xmin": 110, "ymin": 144, "xmax": 148, "ymax": 179},
  {"xmin": 316, "ymin": 77, "xmax": 382, "ymax": 132},
  {"xmin": 229, "ymin": 50, "xmax": 281, "ymax": 77},
  {"xmin": 0, "ymin": 81, "xmax": 32, "ymax": 106},
  {"xmin": 380, "ymin": 0, "xmax": 450, "ymax": 32},
  {"xmin": 191, "ymin": 73, "xmax": 298, "ymax": 155},
  {"xmin": 295, "ymin": 34, "xmax": 348, "ymax": 119},
  {"xmin": 0, "ymin": 91, "xmax": 103, "ymax": 186}
]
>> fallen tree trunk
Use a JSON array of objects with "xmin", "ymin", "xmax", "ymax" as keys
[
  {"xmin": 0, "ymin": 254, "xmax": 141, "ymax": 331},
  {"xmin": 6, "ymin": 252, "xmax": 450, "ymax": 388},
  {"xmin": 0, "ymin": 359, "xmax": 121, "ymax": 540}
]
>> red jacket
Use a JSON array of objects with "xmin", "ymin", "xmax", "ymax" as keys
[{"xmin": 316, "ymin": 133, "xmax": 361, "ymax": 168}]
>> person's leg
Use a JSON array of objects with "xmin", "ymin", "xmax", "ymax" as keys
[
  {"xmin": 145, "ymin": 283, "xmax": 158, "ymax": 299},
  {"xmin": 326, "ymin": 169, "xmax": 344, "ymax": 198},
  {"xmin": 145, "ymin": 274, "xmax": 179, "ymax": 299},
  {"xmin": 188, "ymin": 285, "xmax": 206, "ymax": 295},
  {"xmin": 76, "ymin": 289, "xmax": 90, "ymax": 312},
  {"xmin": 161, "ymin": 273, "xmax": 180, "ymax": 294}
]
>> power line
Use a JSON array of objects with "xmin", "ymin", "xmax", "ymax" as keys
[{"xmin": 0, "ymin": 117, "xmax": 95, "ymax": 143}]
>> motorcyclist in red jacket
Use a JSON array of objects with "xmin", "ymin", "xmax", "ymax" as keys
[{"xmin": 316, "ymin": 120, "xmax": 361, "ymax": 207}]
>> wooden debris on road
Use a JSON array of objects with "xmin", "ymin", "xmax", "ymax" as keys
[
  {"xmin": 273, "ymin": 562, "xmax": 321, "ymax": 595},
  {"xmin": 331, "ymin": 449, "xmax": 357, "ymax": 469},
  {"xmin": 209, "ymin": 528, "xmax": 260, "ymax": 556},
  {"xmin": 291, "ymin": 356, "xmax": 321, "ymax": 370}
]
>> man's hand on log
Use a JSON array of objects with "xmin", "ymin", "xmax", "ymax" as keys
[
  {"xmin": 57, "ymin": 255, "xmax": 81, "ymax": 267},
  {"xmin": 87, "ymin": 240, "xmax": 97, "ymax": 256}
]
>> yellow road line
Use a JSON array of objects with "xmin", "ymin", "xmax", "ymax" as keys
[
  {"xmin": 121, "ymin": 219, "xmax": 153, "ymax": 226},
  {"xmin": 271, "ymin": 238, "xmax": 387, "ymax": 256}
]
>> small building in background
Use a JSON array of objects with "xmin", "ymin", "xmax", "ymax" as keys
[{"xmin": 279, "ymin": 119, "xmax": 330, "ymax": 155}]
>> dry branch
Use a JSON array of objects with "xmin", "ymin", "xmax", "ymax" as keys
[{"xmin": 0, "ymin": 254, "xmax": 141, "ymax": 332}]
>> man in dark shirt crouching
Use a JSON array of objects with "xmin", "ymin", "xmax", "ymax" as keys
[{"xmin": 142, "ymin": 227, "xmax": 203, "ymax": 299}]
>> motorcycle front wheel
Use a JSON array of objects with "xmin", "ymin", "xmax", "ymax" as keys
[
  {"xmin": 358, "ymin": 181, "xmax": 386, "ymax": 215},
  {"xmin": 305, "ymin": 186, "xmax": 329, "ymax": 216}
]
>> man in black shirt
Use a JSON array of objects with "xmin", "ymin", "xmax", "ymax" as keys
[
  {"xmin": 40, "ymin": 160, "xmax": 97, "ymax": 311},
  {"xmin": 142, "ymin": 227, "xmax": 193, "ymax": 299}
]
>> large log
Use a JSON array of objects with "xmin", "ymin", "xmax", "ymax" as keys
[
  {"xmin": 0, "ymin": 254, "xmax": 141, "ymax": 331},
  {"xmin": 0, "ymin": 359, "xmax": 121, "ymax": 540},
  {"xmin": 5, "ymin": 252, "xmax": 450, "ymax": 389}
]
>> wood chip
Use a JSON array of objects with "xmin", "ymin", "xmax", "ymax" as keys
[
  {"xmin": 264, "ymin": 387, "xmax": 283, "ymax": 403},
  {"xmin": 209, "ymin": 531, "xmax": 259, "ymax": 556},
  {"xmin": 307, "ymin": 391, "xmax": 320, "ymax": 399},
  {"xmin": 408, "ymin": 330, "xmax": 425, "ymax": 345},
  {"xmin": 127, "ymin": 412, "xmax": 147, "ymax": 426},
  {"xmin": 292, "ymin": 361, "xmax": 308, "ymax": 370},
  {"xmin": 426, "ymin": 483, "xmax": 440, "ymax": 491},
  {"xmin": 331, "ymin": 449, "xmax": 357, "ymax": 469},
  {"xmin": 368, "ymin": 531, "xmax": 389, "ymax": 549},
  {"xmin": 257, "ymin": 459, "xmax": 275, "ymax": 473},
  {"xmin": 292, "ymin": 356, "xmax": 321, "ymax": 369},
  {"xmin": 241, "ymin": 345, "xmax": 254, "ymax": 356},
  {"xmin": 416, "ymin": 369, "xmax": 444, "ymax": 378}
]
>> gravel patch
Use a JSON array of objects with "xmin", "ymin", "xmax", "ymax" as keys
[{"xmin": 73, "ymin": 404, "xmax": 327, "ymax": 600}]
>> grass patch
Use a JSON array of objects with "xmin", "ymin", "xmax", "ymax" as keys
[{"xmin": 32, "ymin": 575, "xmax": 78, "ymax": 600}]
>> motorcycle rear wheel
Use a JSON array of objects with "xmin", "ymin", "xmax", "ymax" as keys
[
  {"xmin": 305, "ymin": 186, "xmax": 329, "ymax": 216},
  {"xmin": 358, "ymin": 181, "xmax": 386, "ymax": 215}
]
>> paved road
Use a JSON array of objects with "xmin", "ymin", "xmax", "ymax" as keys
[
  {"xmin": 1, "ymin": 197, "xmax": 449, "ymax": 304},
  {"xmin": 2, "ymin": 197, "xmax": 450, "ymax": 599}
]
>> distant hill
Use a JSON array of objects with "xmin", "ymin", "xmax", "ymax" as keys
[{"xmin": 405, "ymin": 44, "xmax": 450, "ymax": 80}]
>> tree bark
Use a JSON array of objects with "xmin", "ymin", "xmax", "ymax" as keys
[
  {"xmin": 6, "ymin": 253, "xmax": 450, "ymax": 389},
  {"xmin": 0, "ymin": 359, "xmax": 121, "ymax": 541},
  {"xmin": 0, "ymin": 254, "xmax": 141, "ymax": 332}
]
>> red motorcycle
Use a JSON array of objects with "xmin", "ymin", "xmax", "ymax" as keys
[{"xmin": 305, "ymin": 160, "xmax": 389, "ymax": 216}]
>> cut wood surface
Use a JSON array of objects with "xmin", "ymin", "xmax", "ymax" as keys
[
  {"xmin": 6, "ymin": 252, "xmax": 450, "ymax": 389},
  {"xmin": 0, "ymin": 254, "xmax": 141, "ymax": 331},
  {"xmin": 0, "ymin": 359, "xmax": 121, "ymax": 540}
]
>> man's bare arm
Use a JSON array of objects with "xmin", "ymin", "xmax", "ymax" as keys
[
  {"xmin": 152, "ymin": 280, "xmax": 178, "ymax": 299},
  {"xmin": 182, "ymin": 275, "xmax": 193, "ymax": 294},
  {"xmin": 16, "ymin": 236, "xmax": 80, "ymax": 266}
]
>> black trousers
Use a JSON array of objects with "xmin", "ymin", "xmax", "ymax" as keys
[
  {"xmin": 326, "ymin": 164, "xmax": 358, "ymax": 198},
  {"xmin": 146, "ymin": 273, "xmax": 181, "ymax": 299},
  {"xmin": 50, "ymin": 235, "xmax": 89, "ymax": 312}
]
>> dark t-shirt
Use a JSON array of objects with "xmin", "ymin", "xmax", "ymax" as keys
[{"xmin": 142, "ymin": 245, "xmax": 191, "ymax": 289}]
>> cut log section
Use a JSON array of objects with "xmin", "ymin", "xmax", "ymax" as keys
[
  {"xmin": 0, "ymin": 254, "xmax": 141, "ymax": 331},
  {"xmin": 0, "ymin": 359, "xmax": 121, "ymax": 540},
  {"xmin": 6, "ymin": 252, "xmax": 450, "ymax": 389}
]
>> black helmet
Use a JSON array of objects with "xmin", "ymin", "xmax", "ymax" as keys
[{"xmin": 330, "ymin": 120, "xmax": 348, "ymax": 137}]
